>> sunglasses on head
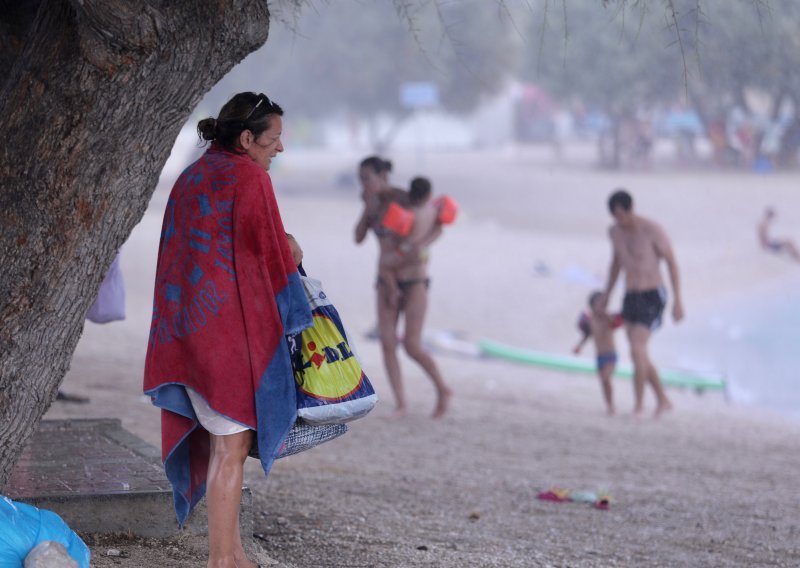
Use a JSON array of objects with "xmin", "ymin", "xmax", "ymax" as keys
[{"xmin": 245, "ymin": 94, "xmax": 271, "ymax": 121}]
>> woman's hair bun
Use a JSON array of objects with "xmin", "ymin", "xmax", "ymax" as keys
[
  {"xmin": 359, "ymin": 155, "xmax": 393, "ymax": 174},
  {"xmin": 197, "ymin": 117, "xmax": 218, "ymax": 141}
]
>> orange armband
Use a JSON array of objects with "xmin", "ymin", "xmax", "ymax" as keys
[
  {"xmin": 381, "ymin": 202, "xmax": 415, "ymax": 236},
  {"xmin": 434, "ymin": 195, "xmax": 458, "ymax": 225}
]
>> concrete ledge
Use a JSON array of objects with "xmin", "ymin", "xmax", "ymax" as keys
[{"xmin": 6, "ymin": 419, "xmax": 252, "ymax": 539}]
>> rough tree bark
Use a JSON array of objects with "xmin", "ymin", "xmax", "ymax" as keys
[{"xmin": 0, "ymin": 0, "xmax": 272, "ymax": 490}]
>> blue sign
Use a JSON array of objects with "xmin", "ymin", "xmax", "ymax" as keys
[{"xmin": 400, "ymin": 82, "xmax": 439, "ymax": 109}]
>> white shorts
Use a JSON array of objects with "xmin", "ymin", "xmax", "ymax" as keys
[{"xmin": 186, "ymin": 388, "xmax": 251, "ymax": 436}]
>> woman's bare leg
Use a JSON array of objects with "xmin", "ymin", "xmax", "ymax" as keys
[
  {"xmin": 401, "ymin": 283, "xmax": 452, "ymax": 418},
  {"xmin": 377, "ymin": 284, "xmax": 406, "ymax": 416},
  {"xmin": 206, "ymin": 430, "xmax": 257, "ymax": 568}
]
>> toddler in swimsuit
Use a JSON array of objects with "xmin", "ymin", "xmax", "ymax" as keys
[
  {"xmin": 573, "ymin": 291, "xmax": 624, "ymax": 415},
  {"xmin": 378, "ymin": 177, "xmax": 442, "ymax": 306}
]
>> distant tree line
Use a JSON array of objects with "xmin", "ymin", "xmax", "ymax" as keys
[{"xmin": 218, "ymin": 0, "xmax": 793, "ymax": 169}]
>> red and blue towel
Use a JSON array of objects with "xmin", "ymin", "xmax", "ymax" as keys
[{"xmin": 143, "ymin": 145, "xmax": 311, "ymax": 526}]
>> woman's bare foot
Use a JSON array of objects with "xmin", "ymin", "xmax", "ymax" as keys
[
  {"xmin": 432, "ymin": 387, "xmax": 453, "ymax": 419},
  {"xmin": 233, "ymin": 551, "xmax": 258, "ymax": 568},
  {"xmin": 654, "ymin": 400, "xmax": 673, "ymax": 418},
  {"xmin": 387, "ymin": 406, "xmax": 408, "ymax": 419}
]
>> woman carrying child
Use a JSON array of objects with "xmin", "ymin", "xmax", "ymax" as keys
[{"xmin": 354, "ymin": 158, "xmax": 452, "ymax": 419}]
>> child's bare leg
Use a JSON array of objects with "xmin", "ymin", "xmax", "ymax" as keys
[{"xmin": 599, "ymin": 364, "xmax": 615, "ymax": 415}]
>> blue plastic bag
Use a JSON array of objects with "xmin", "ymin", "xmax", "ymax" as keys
[{"xmin": 0, "ymin": 496, "xmax": 90, "ymax": 568}]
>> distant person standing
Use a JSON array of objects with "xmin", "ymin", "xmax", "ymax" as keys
[
  {"xmin": 757, "ymin": 207, "xmax": 800, "ymax": 262},
  {"xmin": 600, "ymin": 189, "xmax": 684, "ymax": 418}
]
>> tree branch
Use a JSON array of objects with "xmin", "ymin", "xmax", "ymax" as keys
[{"xmin": 665, "ymin": 0, "xmax": 689, "ymax": 98}]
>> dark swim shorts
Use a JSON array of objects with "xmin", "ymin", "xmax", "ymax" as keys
[{"xmin": 622, "ymin": 288, "xmax": 666, "ymax": 331}]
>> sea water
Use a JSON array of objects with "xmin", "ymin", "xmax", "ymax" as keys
[
  {"xmin": 720, "ymin": 288, "xmax": 800, "ymax": 420},
  {"xmin": 658, "ymin": 282, "xmax": 800, "ymax": 421}
]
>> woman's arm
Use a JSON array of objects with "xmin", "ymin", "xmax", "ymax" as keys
[
  {"xmin": 354, "ymin": 208, "xmax": 370, "ymax": 244},
  {"xmin": 285, "ymin": 233, "xmax": 303, "ymax": 266},
  {"xmin": 397, "ymin": 203, "xmax": 444, "ymax": 258},
  {"xmin": 410, "ymin": 223, "xmax": 443, "ymax": 251}
]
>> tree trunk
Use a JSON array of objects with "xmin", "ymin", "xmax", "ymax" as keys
[{"xmin": 0, "ymin": 0, "xmax": 271, "ymax": 490}]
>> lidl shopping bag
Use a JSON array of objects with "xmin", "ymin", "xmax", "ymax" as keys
[{"xmin": 291, "ymin": 276, "xmax": 378, "ymax": 424}]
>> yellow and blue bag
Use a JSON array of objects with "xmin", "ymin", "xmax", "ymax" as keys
[{"xmin": 289, "ymin": 276, "xmax": 378, "ymax": 424}]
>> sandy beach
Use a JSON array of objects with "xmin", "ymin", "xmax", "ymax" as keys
[{"xmin": 45, "ymin": 143, "xmax": 800, "ymax": 567}]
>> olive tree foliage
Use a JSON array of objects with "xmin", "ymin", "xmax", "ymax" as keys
[
  {"xmin": 518, "ymin": 0, "xmax": 784, "ymax": 167},
  {"xmin": 678, "ymin": 0, "xmax": 800, "ymax": 164},
  {"xmin": 0, "ymin": 0, "xmax": 519, "ymax": 494},
  {"xmin": 0, "ymin": 0, "xmax": 775, "ymax": 491},
  {"xmin": 0, "ymin": 0, "xmax": 517, "ymax": 495},
  {"xmin": 0, "ymin": 0, "xmax": 281, "ymax": 490},
  {"xmin": 519, "ymin": 1, "xmax": 683, "ymax": 166},
  {"xmin": 198, "ymin": 0, "xmax": 521, "ymax": 149}
]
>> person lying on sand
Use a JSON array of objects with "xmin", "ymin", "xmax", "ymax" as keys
[{"xmin": 758, "ymin": 207, "xmax": 800, "ymax": 262}]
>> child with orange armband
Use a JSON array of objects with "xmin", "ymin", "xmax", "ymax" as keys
[
  {"xmin": 573, "ymin": 291, "xmax": 624, "ymax": 415},
  {"xmin": 377, "ymin": 177, "xmax": 456, "ymax": 307}
]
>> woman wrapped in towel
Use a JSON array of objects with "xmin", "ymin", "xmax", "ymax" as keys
[{"xmin": 144, "ymin": 92, "xmax": 312, "ymax": 568}]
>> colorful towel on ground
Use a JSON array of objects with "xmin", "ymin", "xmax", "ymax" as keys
[{"xmin": 143, "ymin": 145, "xmax": 312, "ymax": 526}]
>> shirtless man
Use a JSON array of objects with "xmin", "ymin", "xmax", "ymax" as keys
[{"xmin": 600, "ymin": 189, "xmax": 684, "ymax": 417}]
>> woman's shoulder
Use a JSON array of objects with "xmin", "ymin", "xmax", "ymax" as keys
[
  {"xmin": 204, "ymin": 147, "xmax": 268, "ymax": 176},
  {"xmin": 228, "ymin": 157, "xmax": 272, "ymax": 192},
  {"xmin": 208, "ymin": 154, "xmax": 273, "ymax": 205},
  {"xmin": 384, "ymin": 187, "xmax": 409, "ymax": 206}
]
